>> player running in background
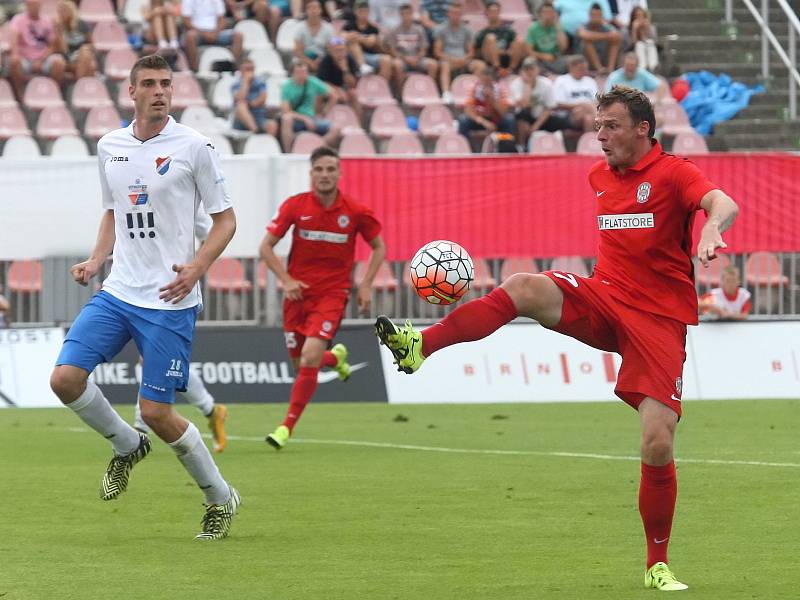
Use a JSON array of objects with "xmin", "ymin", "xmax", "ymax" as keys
[
  {"xmin": 376, "ymin": 86, "xmax": 739, "ymax": 591},
  {"xmin": 698, "ymin": 264, "xmax": 751, "ymax": 321},
  {"xmin": 260, "ymin": 146, "xmax": 385, "ymax": 449},
  {"xmin": 49, "ymin": 54, "xmax": 241, "ymax": 540}
]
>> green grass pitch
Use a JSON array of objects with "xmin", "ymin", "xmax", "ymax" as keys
[{"xmin": 1, "ymin": 399, "xmax": 797, "ymax": 600}]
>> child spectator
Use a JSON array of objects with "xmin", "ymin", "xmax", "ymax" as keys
[
  {"xmin": 8, "ymin": 0, "xmax": 67, "ymax": 99},
  {"xmin": 55, "ymin": 0, "xmax": 97, "ymax": 79},
  {"xmin": 699, "ymin": 265, "xmax": 752, "ymax": 321},
  {"xmin": 510, "ymin": 57, "xmax": 571, "ymax": 146},
  {"xmin": 627, "ymin": 6, "xmax": 658, "ymax": 71},
  {"xmin": 141, "ymin": 0, "xmax": 180, "ymax": 51},
  {"xmin": 458, "ymin": 65, "xmax": 515, "ymax": 150}
]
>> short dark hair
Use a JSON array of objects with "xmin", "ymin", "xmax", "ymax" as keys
[
  {"xmin": 485, "ymin": 1, "xmax": 500, "ymax": 9},
  {"xmin": 130, "ymin": 54, "xmax": 171, "ymax": 86},
  {"xmin": 310, "ymin": 146, "xmax": 339, "ymax": 165},
  {"xmin": 596, "ymin": 85, "xmax": 656, "ymax": 137},
  {"xmin": 590, "ymin": 2, "xmax": 602, "ymax": 10},
  {"xmin": 537, "ymin": 1, "xmax": 555, "ymax": 13}
]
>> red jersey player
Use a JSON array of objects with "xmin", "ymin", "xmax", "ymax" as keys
[
  {"xmin": 375, "ymin": 86, "xmax": 739, "ymax": 591},
  {"xmin": 260, "ymin": 146, "xmax": 385, "ymax": 449}
]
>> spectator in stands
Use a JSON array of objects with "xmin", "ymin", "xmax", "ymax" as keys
[
  {"xmin": 576, "ymin": 2, "xmax": 621, "ymax": 74},
  {"xmin": 387, "ymin": 3, "xmax": 438, "ymax": 93},
  {"xmin": 182, "ymin": 0, "xmax": 244, "ymax": 71},
  {"xmin": 0, "ymin": 284, "xmax": 9, "ymax": 329},
  {"xmin": 525, "ymin": 1, "xmax": 568, "ymax": 75},
  {"xmin": 605, "ymin": 52, "xmax": 665, "ymax": 98},
  {"xmin": 317, "ymin": 36, "xmax": 364, "ymax": 119},
  {"xmin": 224, "ymin": 0, "xmax": 271, "ymax": 32},
  {"xmin": 280, "ymin": 60, "xmax": 339, "ymax": 151},
  {"xmin": 510, "ymin": 57, "xmax": 571, "ymax": 146},
  {"xmin": 458, "ymin": 65, "xmax": 515, "ymax": 150},
  {"xmin": 474, "ymin": 1, "xmax": 528, "ymax": 74},
  {"xmin": 434, "ymin": 0, "xmax": 483, "ymax": 104},
  {"xmin": 141, "ymin": 0, "xmax": 180, "ymax": 51},
  {"xmin": 554, "ymin": 0, "xmax": 613, "ymax": 40},
  {"xmin": 7, "ymin": 0, "xmax": 67, "ymax": 99},
  {"xmin": 370, "ymin": 0, "xmax": 403, "ymax": 32},
  {"xmin": 55, "ymin": 0, "xmax": 98, "ymax": 79},
  {"xmin": 609, "ymin": 0, "xmax": 648, "ymax": 30},
  {"xmin": 699, "ymin": 265, "xmax": 752, "ymax": 321},
  {"xmin": 627, "ymin": 6, "xmax": 659, "ymax": 71},
  {"xmin": 293, "ymin": 0, "xmax": 335, "ymax": 72},
  {"xmin": 343, "ymin": 0, "xmax": 393, "ymax": 79},
  {"xmin": 263, "ymin": 0, "xmax": 300, "ymax": 42},
  {"xmin": 419, "ymin": 0, "xmax": 449, "ymax": 31},
  {"xmin": 232, "ymin": 58, "xmax": 279, "ymax": 136},
  {"xmin": 552, "ymin": 54, "xmax": 597, "ymax": 132}
]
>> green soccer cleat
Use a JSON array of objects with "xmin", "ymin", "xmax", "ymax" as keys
[
  {"xmin": 645, "ymin": 562, "xmax": 689, "ymax": 591},
  {"xmin": 265, "ymin": 425, "xmax": 290, "ymax": 450},
  {"xmin": 100, "ymin": 432, "xmax": 151, "ymax": 501},
  {"xmin": 330, "ymin": 343, "xmax": 351, "ymax": 381},
  {"xmin": 195, "ymin": 486, "xmax": 241, "ymax": 540},
  {"xmin": 374, "ymin": 316, "xmax": 425, "ymax": 374}
]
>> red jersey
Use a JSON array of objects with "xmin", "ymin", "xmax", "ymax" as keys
[
  {"xmin": 267, "ymin": 190, "xmax": 381, "ymax": 294},
  {"xmin": 589, "ymin": 141, "xmax": 717, "ymax": 325}
]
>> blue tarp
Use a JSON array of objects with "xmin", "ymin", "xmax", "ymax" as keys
[{"xmin": 680, "ymin": 71, "xmax": 765, "ymax": 135}]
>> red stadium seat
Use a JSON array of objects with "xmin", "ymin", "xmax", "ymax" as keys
[
  {"xmin": 171, "ymin": 73, "xmax": 208, "ymax": 109},
  {"xmin": 84, "ymin": 105, "xmax": 122, "ymax": 139},
  {"xmin": 326, "ymin": 104, "xmax": 364, "ymax": 135},
  {"xmin": 71, "ymin": 76, "xmax": 114, "ymax": 111},
  {"xmin": 291, "ymin": 131, "xmax": 326, "ymax": 154},
  {"xmin": 104, "ymin": 48, "xmax": 139, "ymax": 81},
  {"xmin": 500, "ymin": 257, "xmax": 540, "ymax": 282},
  {"xmin": 356, "ymin": 75, "xmax": 397, "ymax": 108},
  {"xmin": 0, "ymin": 78, "xmax": 16, "ymax": 108},
  {"xmin": 671, "ymin": 131, "xmax": 709, "ymax": 156},
  {"xmin": 551, "ymin": 256, "xmax": 589, "ymax": 277},
  {"xmin": 0, "ymin": 106, "xmax": 32, "ymax": 139},
  {"xmin": 528, "ymin": 131, "xmax": 566, "ymax": 154},
  {"xmin": 434, "ymin": 132, "xmax": 471, "ymax": 154},
  {"xmin": 463, "ymin": 0, "xmax": 485, "ymax": 15},
  {"xmin": 511, "ymin": 16, "xmax": 533, "ymax": 38},
  {"xmin": 450, "ymin": 74, "xmax": 478, "ymax": 109},
  {"xmin": 401, "ymin": 73, "xmax": 441, "ymax": 108},
  {"xmin": 116, "ymin": 82, "xmax": 135, "ymax": 113},
  {"xmin": 369, "ymin": 104, "xmax": 409, "ymax": 138},
  {"xmin": 23, "ymin": 76, "xmax": 65, "ymax": 111},
  {"xmin": 657, "ymin": 103, "xmax": 694, "ymax": 136},
  {"xmin": 418, "ymin": 104, "xmax": 455, "ymax": 138},
  {"xmin": 36, "ymin": 106, "xmax": 79, "ymax": 139},
  {"xmin": 80, "ymin": 0, "xmax": 117, "ymax": 23},
  {"xmin": 745, "ymin": 252, "xmax": 789, "ymax": 287},
  {"xmin": 500, "ymin": 0, "xmax": 530, "ymax": 17},
  {"xmin": 8, "ymin": 260, "xmax": 42, "ymax": 293},
  {"xmin": 207, "ymin": 258, "xmax": 253, "ymax": 293},
  {"xmin": 92, "ymin": 20, "xmax": 130, "ymax": 51},
  {"xmin": 576, "ymin": 132, "xmax": 603, "ymax": 156},
  {"xmin": 354, "ymin": 261, "xmax": 398, "ymax": 291},
  {"xmin": 339, "ymin": 131, "xmax": 376, "ymax": 156},
  {"xmin": 693, "ymin": 254, "xmax": 730, "ymax": 289},
  {"xmin": 385, "ymin": 132, "xmax": 424, "ymax": 155}
]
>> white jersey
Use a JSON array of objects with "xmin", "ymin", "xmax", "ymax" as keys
[
  {"xmin": 703, "ymin": 287, "xmax": 752, "ymax": 319},
  {"xmin": 98, "ymin": 116, "xmax": 232, "ymax": 310},
  {"xmin": 553, "ymin": 74, "xmax": 598, "ymax": 117}
]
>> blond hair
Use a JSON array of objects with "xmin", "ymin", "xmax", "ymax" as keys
[{"xmin": 58, "ymin": 0, "xmax": 80, "ymax": 31}]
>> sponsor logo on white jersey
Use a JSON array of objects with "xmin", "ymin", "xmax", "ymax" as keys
[{"xmin": 597, "ymin": 213, "xmax": 655, "ymax": 230}]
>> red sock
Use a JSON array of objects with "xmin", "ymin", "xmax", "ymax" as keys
[
  {"xmin": 282, "ymin": 367, "xmax": 319, "ymax": 432},
  {"xmin": 421, "ymin": 287, "xmax": 518, "ymax": 357},
  {"xmin": 639, "ymin": 461, "xmax": 677, "ymax": 568},
  {"xmin": 321, "ymin": 351, "xmax": 337, "ymax": 368}
]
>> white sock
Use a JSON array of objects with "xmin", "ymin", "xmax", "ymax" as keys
[
  {"xmin": 69, "ymin": 381, "xmax": 141, "ymax": 456},
  {"xmin": 169, "ymin": 422, "xmax": 230, "ymax": 505},
  {"xmin": 180, "ymin": 370, "xmax": 214, "ymax": 417},
  {"xmin": 133, "ymin": 400, "xmax": 149, "ymax": 433}
]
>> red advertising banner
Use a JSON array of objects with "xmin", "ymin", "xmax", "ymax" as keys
[{"xmin": 340, "ymin": 154, "xmax": 800, "ymax": 261}]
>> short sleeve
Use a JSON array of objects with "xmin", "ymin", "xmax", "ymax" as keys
[
  {"xmin": 542, "ymin": 79, "xmax": 556, "ymax": 108},
  {"xmin": 214, "ymin": 0, "xmax": 224, "ymax": 16},
  {"xmin": 508, "ymin": 78, "xmax": 522, "ymax": 104},
  {"xmin": 266, "ymin": 196, "xmax": 296, "ymax": 238},
  {"xmin": 96, "ymin": 146, "xmax": 114, "ymax": 210},
  {"xmin": 254, "ymin": 78, "xmax": 267, "ymax": 94},
  {"xmin": 433, "ymin": 23, "xmax": 444, "ymax": 41},
  {"xmin": 552, "ymin": 78, "xmax": 568, "ymax": 104},
  {"xmin": 642, "ymin": 69, "xmax": 660, "ymax": 92},
  {"xmin": 195, "ymin": 209, "xmax": 213, "ymax": 242},
  {"xmin": 311, "ymin": 76, "xmax": 330, "ymax": 96},
  {"xmin": 463, "ymin": 26, "xmax": 472, "ymax": 44},
  {"xmin": 181, "ymin": 0, "xmax": 192, "ymax": 17},
  {"xmin": 671, "ymin": 158, "xmax": 717, "ymax": 211},
  {"xmin": 193, "ymin": 139, "xmax": 233, "ymax": 215},
  {"xmin": 294, "ymin": 24, "xmax": 306, "ymax": 42},
  {"xmin": 356, "ymin": 205, "xmax": 382, "ymax": 242}
]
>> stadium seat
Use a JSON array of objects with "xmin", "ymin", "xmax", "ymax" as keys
[
  {"xmin": 180, "ymin": 105, "xmax": 224, "ymax": 135},
  {"xmin": 123, "ymin": 0, "xmax": 145, "ymax": 24},
  {"xmin": 291, "ymin": 131, "xmax": 326, "ymax": 154},
  {"xmin": 250, "ymin": 48, "xmax": 288, "ymax": 78},
  {"xmin": 243, "ymin": 134, "xmax": 283, "ymax": 155},
  {"xmin": 671, "ymin": 131, "xmax": 709, "ymax": 155},
  {"xmin": 0, "ymin": 79, "xmax": 16, "ymax": 108},
  {"xmin": 657, "ymin": 103, "xmax": 694, "ymax": 136},
  {"xmin": 450, "ymin": 74, "xmax": 478, "ymax": 109},
  {"xmin": 500, "ymin": 0, "xmax": 530, "ymax": 17},
  {"xmin": 745, "ymin": 252, "xmax": 789, "ymax": 287},
  {"xmin": 472, "ymin": 259, "xmax": 497, "ymax": 292},
  {"xmin": 462, "ymin": 14, "xmax": 488, "ymax": 32},
  {"xmin": 36, "ymin": 106, "xmax": 79, "ymax": 139},
  {"xmin": 211, "ymin": 73, "xmax": 237, "ymax": 111},
  {"xmin": 84, "ymin": 105, "xmax": 122, "ymax": 139},
  {"xmin": 266, "ymin": 76, "xmax": 288, "ymax": 109},
  {"xmin": 104, "ymin": 48, "xmax": 138, "ymax": 81},
  {"xmin": 71, "ymin": 76, "xmax": 114, "ymax": 111},
  {"xmin": 693, "ymin": 254, "xmax": 730, "ymax": 289},
  {"xmin": 206, "ymin": 258, "xmax": 253, "ymax": 293},
  {"xmin": 0, "ymin": 107, "xmax": 32, "ymax": 139},
  {"xmin": 385, "ymin": 132, "xmax": 424, "ymax": 155},
  {"xmin": 576, "ymin": 132, "xmax": 603, "ymax": 156},
  {"xmin": 50, "ymin": 135, "xmax": 91, "ymax": 157},
  {"xmin": 339, "ymin": 131, "xmax": 376, "ymax": 156},
  {"xmin": 463, "ymin": 0, "xmax": 485, "ymax": 14},
  {"xmin": 326, "ymin": 104, "xmax": 364, "ymax": 135},
  {"xmin": 92, "ymin": 20, "xmax": 130, "ymax": 51},
  {"xmin": 80, "ymin": 0, "xmax": 116, "ymax": 22},
  {"xmin": 500, "ymin": 257, "xmax": 540, "ymax": 281},
  {"xmin": 433, "ymin": 132, "xmax": 471, "ymax": 154},
  {"xmin": 23, "ymin": 77, "xmax": 65, "ymax": 111},
  {"xmin": 209, "ymin": 133, "xmax": 234, "ymax": 156},
  {"xmin": 116, "ymin": 82, "xmax": 135, "ymax": 112},
  {"xmin": 1, "ymin": 135, "xmax": 41, "ymax": 157},
  {"xmin": 8, "ymin": 260, "xmax": 43, "ymax": 293},
  {"xmin": 511, "ymin": 16, "xmax": 533, "ymax": 37},
  {"xmin": 418, "ymin": 104, "xmax": 455, "ymax": 138},
  {"xmin": 354, "ymin": 261, "xmax": 398, "ymax": 291},
  {"xmin": 235, "ymin": 19, "xmax": 272, "ymax": 50},
  {"xmin": 257, "ymin": 258, "xmax": 286, "ymax": 289},
  {"xmin": 197, "ymin": 47, "xmax": 237, "ymax": 80},
  {"xmin": 356, "ymin": 75, "xmax": 397, "ymax": 108},
  {"xmin": 171, "ymin": 73, "xmax": 208, "ymax": 109},
  {"xmin": 369, "ymin": 104, "xmax": 409, "ymax": 138},
  {"xmin": 528, "ymin": 131, "xmax": 566, "ymax": 154},
  {"xmin": 276, "ymin": 18, "xmax": 301, "ymax": 54},
  {"xmin": 551, "ymin": 255, "xmax": 590, "ymax": 277},
  {"xmin": 401, "ymin": 73, "xmax": 441, "ymax": 108}
]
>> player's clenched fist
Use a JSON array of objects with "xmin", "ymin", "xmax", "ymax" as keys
[{"xmin": 70, "ymin": 259, "xmax": 101, "ymax": 286}]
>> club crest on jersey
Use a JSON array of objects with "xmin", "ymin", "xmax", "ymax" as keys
[
  {"xmin": 322, "ymin": 321, "xmax": 332, "ymax": 332},
  {"xmin": 338, "ymin": 215, "xmax": 349, "ymax": 228},
  {"xmin": 675, "ymin": 377, "xmax": 682, "ymax": 395},
  {"xmin": 155, "ymin": 156, "xmax": 172, "ymax": 175},
  {"xmin": 636, "ymin": 182, "xmax": 652, "ymax": 203}
]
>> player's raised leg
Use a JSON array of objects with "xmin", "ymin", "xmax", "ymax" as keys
[{"xmin": 376, "ymin": 273, "xmax": 564, "ymax": 373}]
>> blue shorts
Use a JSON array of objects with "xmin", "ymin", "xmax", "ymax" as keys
[{"xmin": 56, "ymin": 291, "xmax": 197, "ymax": 403}]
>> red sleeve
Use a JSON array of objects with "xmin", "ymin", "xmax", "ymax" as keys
[
  {"xmin": 356, "ymin": 204, "xmax": 382, "ymax": 243},
  {"xmin": 740, "ymin": 299, "xmax": 752, "ymax": 315},
  {"xmin": 671, "ymin": 158, "xmax": 717, "ymax": 212},
  {"xmin": 266, "ymin": 195, "xmax": 296, "ymax": 238}
]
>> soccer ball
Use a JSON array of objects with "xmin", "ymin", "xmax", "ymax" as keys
[{"xmin": 409, "ymin": 240, "xmax": 474, "ymax": 305}]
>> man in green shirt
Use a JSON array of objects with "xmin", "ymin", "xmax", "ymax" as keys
[
  {"xmin": 526, "ymin": 1, "xmax": 569, "ymax": 74},
  {"xmin": 280, "ymin": 60, "xmax": 340, "ymax": 151}
]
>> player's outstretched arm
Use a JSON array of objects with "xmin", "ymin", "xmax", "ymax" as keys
[
  {"xmin": 356, "ymin": 234, "xmax": 386, "ymax": 313},
  {"xmin": 70, "ymin": 209, "xmax": 115, "ymax": 286},
  {"xmin": 259, "ymin": 233, "xmax": 307, "ymax": 301},
  {"xmin": 697, "ymin": 190, "xmax": 739, "ymax": 267}
]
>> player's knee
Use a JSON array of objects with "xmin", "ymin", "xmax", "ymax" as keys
[
  {"xmin": 49, "ymin": 367, "xmax": 86, "ymax": 403},
  {"xmin": 641, "ymin": 430, "xmax": 674, "ymax": 463},
  {"xmin": 501, "ymin": 273, "xmax": 558, "ymax": 316},
  {"xmin": 140, "ymin": 400, "xmax": 169, "ymax": 429}
]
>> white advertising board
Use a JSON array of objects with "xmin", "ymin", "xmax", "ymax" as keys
[{"xmin": 0, "ymin": 328, "xmax": 65, "ymax": 407}]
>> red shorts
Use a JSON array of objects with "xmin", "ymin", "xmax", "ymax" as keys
[
  {"xmin": 543, "ymin": 271, "xmax": 687, "ymax": 417},
  {"xmin": 282, "ymin": 292, "xmax": 348, "ymax": 358}
]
